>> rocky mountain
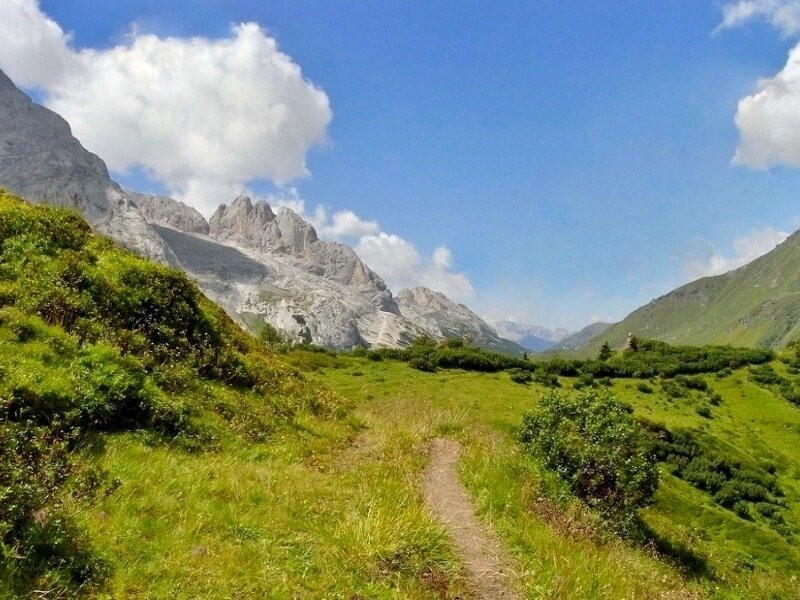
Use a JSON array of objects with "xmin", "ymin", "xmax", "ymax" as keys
[
  {"xmin": 0, "ymin": 68, "xmax": 520, "ymax": 352},
  {"xmin": 0, "ymin": 69, "xmax": 174, "ymax": 263},
  {"xmin": 582, "ymin": 231, "xmax": 800, "ymax": 352},
  {"xmin": 492, "ymin": 320, "xmax": 572, "ymax": 351},
  {"xmin": 130, "ymin": 192, "xmax": 209, "ymax": 235},
  {"xmin": 551, "ymin": 321, "xmax": 612, "ymax": 351},
  {"xmin": 396, "ymin": 288, "xmax": 527, "ymax": 355}
]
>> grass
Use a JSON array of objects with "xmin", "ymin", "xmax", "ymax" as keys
[
  {"xmin": 3, "ymin": 190, "xmax": 800, "ymax": 598},
  {"xmin": 302, "ymin": 352, "xmax": 800, "ymax": 599},
  {"xmin": 70, "ymin": 415, "xmax": 466, "ymax": 598}
]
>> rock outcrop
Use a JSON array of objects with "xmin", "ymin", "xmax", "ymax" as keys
[
  {"xmin": 130, "ymin": 192, "xmax": 209, "ymax": 235},
  {"xmin": 396, "ymin": 287, "xmax": 526, "ymax": 355},
  {"xmin": 0, "ymin": 69, "xmax": 174, "ymax": 264}
]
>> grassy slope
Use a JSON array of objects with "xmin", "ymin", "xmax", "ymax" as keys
[
  {"xmin": 580, "ymin": 231, "xmax": 800, "ymax": 354},
  {"xmin": 305, "ymin": 354, "xmax": 800, "ymax": 599},
  {"xmin": 3, "ymin": 189, "xmax": 799, "ymax": 598},
  {"xmin": 0, "ymin": 191, "xmax": 462, "ymax": 599}
]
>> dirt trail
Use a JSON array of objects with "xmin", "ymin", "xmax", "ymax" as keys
[{"xmin": 422, "ymin": 438, "xmax": 523, "ymax": 600}]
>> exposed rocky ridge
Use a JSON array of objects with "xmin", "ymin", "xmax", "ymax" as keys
[
  {"xmin": 130, "ymin": 191, "xmax": 209, "ymax": 235},
  {"xmin": 396, "ymin": 287, "xmax": 527, "ymax": 355},
  {"xmin": 0, "ymin": 68, "xmax": 174, "ymax": 264},
  {"xmin": 209, "ymin": 195, "xmax": 389, "ymax": 292},
  {"xmin": 0, "ymin": 69, "xmax": 520, "ymax": 352}
]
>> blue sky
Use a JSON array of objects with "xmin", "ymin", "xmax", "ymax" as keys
[{"xmin": 7, "ymin": 1, "xmax": 800, "ymax": 329}]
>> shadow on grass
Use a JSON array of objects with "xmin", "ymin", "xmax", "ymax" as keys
[{"xmin": 636, "ymin": 519, "xmax": 713, "ymax": 580}]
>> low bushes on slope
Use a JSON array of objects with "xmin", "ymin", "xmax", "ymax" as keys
[
  {"xmin": 376, "ymin": 335, "xmax": 772, "ymax": 384},
  {"xmin": 639, "ymin": 420, "xmax": 791, "ymax": 536},
  {"xmin": 519, "ymin": 390, "xmax": 659, "ymax": 533},
  {"xmin": 0, "ymin": 190, "xmax": 347, "ymax": 595}
]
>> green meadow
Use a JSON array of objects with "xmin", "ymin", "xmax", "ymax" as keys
[{"xmin": 2, "ymin": 191, "xmax": 800, "ymax": 599}]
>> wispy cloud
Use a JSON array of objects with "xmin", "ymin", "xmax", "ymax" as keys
[
  {"xmin": 684, "ymin": 226, "xmax": 788, "ymax": 281},
  {"xmin": 716, "ymin": 0, "xmax": 800, "ymax": 36}
]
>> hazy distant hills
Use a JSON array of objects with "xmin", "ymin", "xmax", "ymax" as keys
[
  {"xmin": 583, "ymin": 231, "xmax": 800, "ymax": 352},
  {"xmin": 492, "ymin": 320, "xmax": 572, "ymax": 351},
  {"xmin": 552, "ymin": 322, "xmax": 612, "ymax": 351}
]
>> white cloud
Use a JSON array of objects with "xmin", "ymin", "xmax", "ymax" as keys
[
  {"xmin": 0, "ymin": 1, "xmax": 474, "ymax": 302},
  {"xmin": 356, "ymin": 233, "xmax": 474, "ymax": 301},
  {"xmin": 717, "ymin": 0, "xmax": 800, "ymax": 36},
  {"xmin": 731, "ymin": 43, "xmax": 800, "ymax": 168},
  {"xmin": 684, "ymin": 226, "xmax": 788, "ymax": 280},
  {"xmin": 0, "ymin": 0, "xmax": 76, "ymax": 87},
  {"xmin": 0, "ymin": 0, "xmax": 331, "ymax": 215}
]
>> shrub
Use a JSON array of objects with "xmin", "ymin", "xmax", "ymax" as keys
[
  {"xmin": 661, "ymin": 380, "xmax": 686, "ymax": 399},
  {"xmin": 638, "ymin": 421, "xmax": 786, "ymax": 527},
  {"xmin": 519, "ymin": 390, "xmax": 659, "ymax": 531},
  {"xmin": 696, "ymin": 405, "xmax": 712, "ymax": 419},
  {"xmin": 675, "ymin": 375, "xmax": 708, "ymax": 391},
  {"xmin": 508, "ymin": 368, "xmax": 532, "ymax": 384},
  {"xmin": 532, "ymin": 371, "xmax": 560, "ymax": 388},
  {"xmin": 748, "ymin": 364, "xmax": 786, "ymax": 386},
  {"xmin": 636, "ymin": 382, "xmax": 653, "ymax": 394},
  {"xmin": 258, "ymin": 322, "xmax": 287, "ymax": 350},
  {"xmin": 409, "ymin": 355, "xmax": 437, "ymax": 372}
]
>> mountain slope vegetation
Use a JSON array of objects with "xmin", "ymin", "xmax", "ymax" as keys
[
  {"xmin": 0, "ymin": 190, "xmax": 351, "ymax": 596},
  {"xmin": 3, "ymin": 188, "xmax": 800, "ymax": 599},
  {"xmin": 582, "ymin": 232, "xmax": 800, "ymax": 353}
]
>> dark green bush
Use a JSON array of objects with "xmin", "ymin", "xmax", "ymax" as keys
[
  {"xmin": 519, "ymin": 390, "xmax": 659, "ymax": 531},
  {"xmin": 532, "ymin": 371, "xmax": 560, "ymax": 388},
  {"xmin": 696, "ymin": 405, "xmax": 712, "ymax": 419},
  {"xmin": 508, "ymin": 368, "xmax": 532, "ymax": 384},
  {"xmin": 639, "ymin": 421, "xmax": 786, "ymax": 528}
]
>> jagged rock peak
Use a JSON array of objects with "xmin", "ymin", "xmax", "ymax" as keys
[
  {"xmin": 209, "ymin": 195, "xmax": 322, "ymax": 256},
  {"xmin": 129, "ymin": 192, "xmax": 209, "ymax": 235},
  {"xmin": 209, "ymin": 194, "xmax": 276, "ymax": 237},
  {"xmin": 275, "ymin": 206, "xmax": 319, "ymax": 253}
]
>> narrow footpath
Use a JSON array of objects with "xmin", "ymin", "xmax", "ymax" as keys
[{"xmin": 422, "ymin": 438, "xmax": 523, "ymax": 600}]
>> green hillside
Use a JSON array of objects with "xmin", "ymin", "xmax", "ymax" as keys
[
  {"xmin": 583, "ymin": 231, "xmax": 800, "ymax": 353},
  {"xmin": 3, "ymin": 188, "xmax": 800, "ymax": 599}
]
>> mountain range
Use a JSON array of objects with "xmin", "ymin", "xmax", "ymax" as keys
[
  {"xmin": 0, "ymin": 68, "xmax": 524, "ymax": 353},
  {"xmin": 492, "ymin": 320, "xmax": 573, "ymax": 351},
  {"xmin": 581, "ymin": 231, "xmax": 800, "ymax": 352}
]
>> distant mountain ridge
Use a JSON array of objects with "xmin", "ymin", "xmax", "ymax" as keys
[
  {"xmin": 583, "ymin": 232, "xmax": 800, "ymax": 352},
  {"xmin": 0, "ymin": 68, "xmax": 520, "ymax": 353},
  {"xmin": 492, "ymin": 320, "xmax": 572, "ymax": 351},
  {"xmin": 552, "ymin": 322, "xmax": 612, "ymax": 351}
]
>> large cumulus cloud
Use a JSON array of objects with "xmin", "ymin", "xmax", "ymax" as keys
[{"xmin": 0, "ymin": 1, "xmax": 331, "ymax": 214}]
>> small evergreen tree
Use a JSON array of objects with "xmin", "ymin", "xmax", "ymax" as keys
[
  {"xmin": 598, "ymin": 341, "xmax": 613, "ymax": 361},
  {"xmin": 259, "ymin": 322, "xmax": 286, "ymax": 350}
]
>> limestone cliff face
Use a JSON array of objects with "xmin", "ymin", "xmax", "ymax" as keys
[
  {"xmin": 129, "ymin": 192, "xmax": 209, "ymax": 235},
  {"xmin": 0, "ymin": 68, "xmax": 175, "ymax": 264},
  {"xmin": 0, "ymin": 68, "xmax": 521, "ymax": 353},
  {"xmin": 395, "ymin": 287, "xmax": 525, "ymax": 354}
]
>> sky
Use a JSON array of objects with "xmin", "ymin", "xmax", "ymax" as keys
[{"xmin": 2, "ymin": 0, "xmax": 800, "ymax": 331}]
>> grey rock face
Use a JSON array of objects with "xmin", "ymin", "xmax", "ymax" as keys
[
  {"xmin": 0, "ymin": 68, "xmax": 174, "ymax": 264},
  {"xmin": 209, "ymin": 195, "xmax": 394, "ymax": 296},
  {"xmin": 130, "ymin": 192, "xmax": 209, "ymax": 235},
  {"xmin": 395, "ymin": 287, "xmax": 525, "ymax": 355}
]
